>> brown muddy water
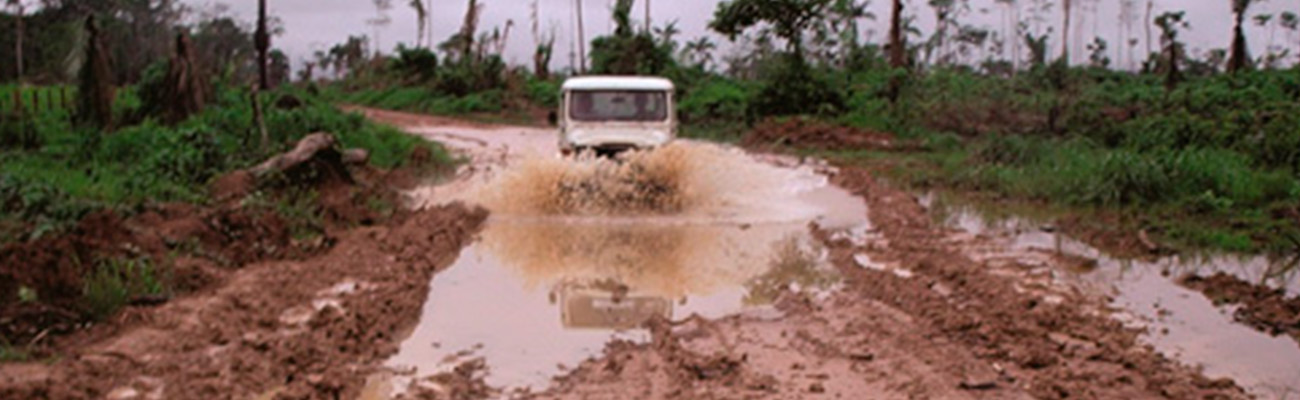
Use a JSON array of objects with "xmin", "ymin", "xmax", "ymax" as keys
[
  {"xmin": 368, "ymin": 124, "xmax": 870, "ymax": 397},
  {"xmin": 920, "ymin": 193, "xmax": 1300, "ymax": 399}
]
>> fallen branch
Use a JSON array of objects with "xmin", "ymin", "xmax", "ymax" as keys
[{"xmin": 249, "ymin": 132, "xmax": 339, "ymax": 177}]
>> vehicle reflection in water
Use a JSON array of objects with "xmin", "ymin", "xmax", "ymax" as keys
[
  {"xmin": 554, "ymin": 280, "xmax": 672, "ymax": 330},
  {"xmin": 382, "ymin": 216, "xmax": 841, "ymax": 393}
]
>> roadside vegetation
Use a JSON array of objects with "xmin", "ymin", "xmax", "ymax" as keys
[
  {"xmin": 328, "ymin": 0, "xmax": 1299, "ymax": 255},
  {"xmin": 0, "ymin": 0, "xmax": 452, "ymax": 354}
]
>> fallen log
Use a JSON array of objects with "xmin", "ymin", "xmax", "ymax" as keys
[{"xmin": 249, "ymin": 132, "xmax": 339, "ymax": 177}]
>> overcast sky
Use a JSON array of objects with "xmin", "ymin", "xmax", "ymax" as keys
[{"xmin": 190, "ymin": 0, "xmax": 1297, "ymax": 72}]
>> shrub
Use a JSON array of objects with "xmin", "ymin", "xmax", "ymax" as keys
[
  {"xmin": 679, "ymin": 79, "xmax": 750, "ymax": 124},
  {"xmin": 83, "ymin": 258, "xmax": 167, "ymax": 321},
  {"xmin": 750, "ymin": 56, "xmax": 844, "ymax": 118}
]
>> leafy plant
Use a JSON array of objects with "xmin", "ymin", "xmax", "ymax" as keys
[{"xmin": 82, "ymin": 258, "xmax": 167, "ymax": 321}]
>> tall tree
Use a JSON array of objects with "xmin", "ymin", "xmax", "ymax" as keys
[
  {"xmin": 161, "ymin": 33, "xmax": 207, "ymax": 124},
  {"xmin": 6, "ymin": 0, "xmax": 23, "ymax": 82},
  {"xmin": 710, "ymin": 0, "xmax": 834, "ymax": 57},
  {"xmin": 78, "ymin": 16, "xmax": 114, "ymax": 130},
  {"xmin": 1227, "ymin": 0, "xmax": 1255, "ymax": 73},
  {"xmin": 368, "ymin": 0, "xmax": 394, "ymax": 56},
  {"xmin": 255, "ymin": 0, "xmax": 270, "ymax": 89},
  {"xmin": 410, "ymin": 0, "xmax": 427, "ymax": 48},
  {"xmin": 889, "ymin": 0, "xmax": 906, "ymax": 68},
  {"xmin": 531, "ymin": 0, "xmax": 556, "ymax": 79},
  {"xmin": 576, "ymin": 0, "xmax": 587, "ymax": 73},
  {"xmin": 1155, "ymin": 11, "xmax": 1187, "ymax": 90},
  {"xmin": 1060, "ymin": 0, "xmax": 1071, "ymax": 63}
]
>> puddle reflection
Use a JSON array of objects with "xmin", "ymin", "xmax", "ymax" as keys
[{"xmin": 383, "ymin": 217, "xmax": 841, "ymax": 393}]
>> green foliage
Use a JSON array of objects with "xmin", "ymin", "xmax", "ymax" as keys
[
  {"xmin": 82, "ymin": 258, "xmax": 166, "ymax": 321},
  {"xmin": 678, "ymin": 79, "xmax": 751, "ymax": 124},
  {"xmin": 391, "ymin": 45, "xmax": 440, "ymax": 82},
  {"xmin": 0, "ymin": 342, "xmax": 28, "ymax": 362},
  {"xmin": 710, "ymin": 0, "xmax": 833, "ymax": 54},
  {"xmin": 750, "ymin": 56, "xmax": 844, "ymax": 117},
  {"xmin": 526, "ymin": 79, "xmax": 561, "ymax": 109},
  {"xmin": 1, "ymin": 84, "xmax": 449, "ymax": 244}
]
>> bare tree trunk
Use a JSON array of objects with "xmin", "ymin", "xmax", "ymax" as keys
[
  {"xmin": 1228, "ymin": 4, "xmax": 1250, "ymax": 73},
  {"xmin": 78, "ymin": 16, "xmax": 115, "ymax": 130},
  {"xmin": 251, "ymin": 84, "xmax": 269, "ymax": 153},
  {"xmin": 1144, "ymin": 0, "xmax": 1153, "ymax": 64},
  {"xmin": 13, "ymin": 2, "xmax": 23, "ymax": 83},
  {"xmin": 888, "ymin": 0, "xmax": 905, "ymax": 68},
  {"xmin": 256, "ymin": 0, "xmax": 270, "ymax": 90},
  {"xmin": 576, "ymin": 0, "xmax": 587, "ymax": 73},
  {"xmin": 1061, "ymin": 0, "xmax": 1071, "ymax": 63},
  {"xmin": 163, "ymin": 33, "xmax": 208, "ymax": 124}
]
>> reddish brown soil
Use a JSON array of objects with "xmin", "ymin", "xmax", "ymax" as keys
[
  {"xmin": 744, "ymin": 117, "xmax": 896, "ymax": 151},
  {"xmin": 520, "ymin": 165, "xmax": 1246, "ymax": 400},
  {"xmin": 1, "ymin": 136, "xmax": 417, "ymax": 357},
  {"xmin": 1182, "ymin": 272, "xmax": 1300, "ymax": 343},
  {"xmin": 823, "ymin": 168, "xmax": 1243, "ymax": 399},
  {"xmin": 1, "ymin": 109, "xmax": 1258, "ymax": 400},
  {"xmin": 0, "ymin": 203, "xmax": 486, "ymax": 399}
]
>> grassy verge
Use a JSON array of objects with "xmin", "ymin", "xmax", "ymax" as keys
[
  {"xmin": 795, "ymin": 66, "xmax": 1300, "ymax": 255},
  {"xmin": 2, "ymin": 84, "xmax": 457, "ymax": 331},
  {"xmin": 1, "ymin": 85, "xmax": 450, "ymax": 243},
  {"xmin": 817, "ymin": 136, "xmax": 1298, "ymax": 254}
]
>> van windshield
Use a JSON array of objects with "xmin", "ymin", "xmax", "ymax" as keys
[{"xmin": 569, "ymin": 90, "xmax": 668, "ymax": 122}]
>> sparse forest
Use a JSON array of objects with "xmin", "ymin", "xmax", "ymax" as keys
[
  {"xmin": 332, "ymin": 0, "xmax": 1300, "ymax": 253},
  {"xmin": 1, "ymin": 0, "xmax": 1299, "ymax": 397}
]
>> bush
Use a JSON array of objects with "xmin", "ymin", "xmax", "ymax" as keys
[
  {"xmin": 83, "ymin": 258, "xmax": 166, "ymax": 321},
  {"xmin": 750, "ymin": 57, "xmax": 844, "ymax": 118},
  {"xmin": 679, "ymin": 79, "xmax": 750, "ymax": 124}
]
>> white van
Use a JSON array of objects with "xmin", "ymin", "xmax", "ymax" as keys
[{"xmin": 556, "ymin": 76, "xmax": 677, "ymax": 156}]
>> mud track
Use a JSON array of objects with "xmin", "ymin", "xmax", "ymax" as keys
[{"xmin": 0, "ymin": 108, "xmax": 1259, "ymax": 399}]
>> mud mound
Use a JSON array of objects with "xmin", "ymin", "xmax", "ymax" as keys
[
  {"xmin": 1182, "ymin": 272, "xmax": 1300, "ymax": 342},
  {"xmin": 0, "ymin": 211, "xmax": 138, "ymax": 325},
  {"xmin": 0, "ymin": 204, "xmax": 487, "ymax": 400},
  {"xmin": 744, "ymin": 117, "xmax": 894, "ymax": 151},
  {"xmin": 0, "ymin": 134, "xmax": 410, "ymax": 352}
]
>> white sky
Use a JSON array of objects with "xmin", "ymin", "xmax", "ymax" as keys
[{"xmin": 190, "ymin": 0, "xmax": 1298, "ymax": 71}]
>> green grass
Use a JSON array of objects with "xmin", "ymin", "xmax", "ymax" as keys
[
  {"xmin": 823, "ymin": 133, "xmax": 1299, "ymax": 254},
  {"xmin": 82, "ymin": 258, "xmax": 167, "ymax": 321},
  {"xmin": 0, "ymin": 85, "xmax": 454, "ymax": 246},
  {"xmin": 0, "ymin": 85, "xmax": 76, "ymax": 114}
]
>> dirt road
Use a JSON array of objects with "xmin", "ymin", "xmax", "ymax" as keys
[{"xmin": 0, "ymin": 108, "xmax": 1280, "ymax": 399}]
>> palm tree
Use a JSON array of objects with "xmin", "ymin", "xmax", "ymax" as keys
[
  {"xmin": 409, "ymin": 0, "xmax": 427, "ymax": 48},
  {"xmin": 682, "ymin": 36, "xmax": 716, "ymax": 68}
]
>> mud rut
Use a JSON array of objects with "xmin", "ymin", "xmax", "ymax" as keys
[{"xmin": 0, "ymin": 107, "xmax": 1290, "ymax": 400}]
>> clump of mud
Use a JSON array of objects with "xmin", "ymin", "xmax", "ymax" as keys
[{"xmin": 474, "ymin": 143, "xmax": 811, "ymax": 218}]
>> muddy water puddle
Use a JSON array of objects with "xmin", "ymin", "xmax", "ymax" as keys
[
  {"xmin": 372, "ymin": 125, "xmax": 869, "ymax": 397},
  {"xmin": 921, "ymin": 193, "xmax": 1300, "ymax": 399}
]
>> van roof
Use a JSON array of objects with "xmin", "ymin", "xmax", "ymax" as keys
[{"xmin": 562, "ymin": 76, "xmax": 675, "ymax": 91}]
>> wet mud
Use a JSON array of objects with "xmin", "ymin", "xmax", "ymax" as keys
[
  {"xmin": 1182, "ymin": 272, "xmax": 1300, "ymax": 345},
  {"xmin": 364, "ymin": 108, "xmax": 1258, "ymax": 399},
  {"xmin": 922, "ymin": 191, "xmax": 1300, "ymax": 398},
  {"xmin": 1, "ymin": 107, "xmax": 1284, "ymax": 400}
]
